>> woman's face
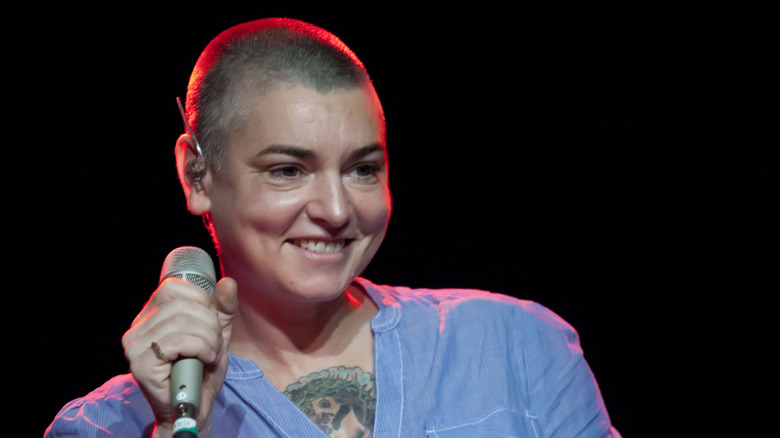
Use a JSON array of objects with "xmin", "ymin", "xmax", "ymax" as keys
[{"xmin": 205, "ymin": 83, "xmax": 391, "ymax": 305}]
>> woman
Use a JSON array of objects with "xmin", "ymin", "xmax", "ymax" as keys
[{"xmin": 46, "ymin": 17, "xmax": 619, "ymax": 438}]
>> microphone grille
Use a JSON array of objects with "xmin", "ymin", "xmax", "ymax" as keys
[{"xmin": 159, "ymin": 246, "xmax": 216, "ymax": 296}]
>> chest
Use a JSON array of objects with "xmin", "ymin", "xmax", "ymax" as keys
[{"xmin": 216, "ymin": 327, "xmax": 524, "ymax": 437}]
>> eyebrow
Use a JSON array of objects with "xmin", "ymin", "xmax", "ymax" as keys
[
  {"xmin": 257, "ymin": 145, "xmax": 316, "ymax": 159},
  {"xmin": 256, "ymin": 143, "xmax": 385, "ymax": 161},
  {"xmin": 348, "ymin": 143, "xmax": 385, "ymax": 161}
]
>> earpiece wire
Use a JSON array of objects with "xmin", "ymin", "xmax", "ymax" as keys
[{"xmin": 176, "ymin": 97, "xmax": 204, "ymax": 156}]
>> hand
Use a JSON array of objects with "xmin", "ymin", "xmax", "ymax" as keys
[{"xmin": 122, "ymin": 276, "xmax": 239, "ymax": 438}]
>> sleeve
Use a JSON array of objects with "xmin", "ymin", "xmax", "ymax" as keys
[
  {"xmin": 519, "ymin": 302, "xmax": 621, "ymax": 438},
  {"xmin": 44, "ymin": 375, "xmax": 155, "ymax": 437}
]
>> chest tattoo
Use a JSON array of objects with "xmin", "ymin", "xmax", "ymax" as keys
[{"xmin": 284, "ymin": 366, "xmax": 376, "ymax": 438}]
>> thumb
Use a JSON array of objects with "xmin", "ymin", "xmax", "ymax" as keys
[
  {"xmin": 197, "ymin": 277, "xmax": 238, "ymax": 436},
  {"xmin": 214, "ymin": 277, "xmax": 239, "ymax": 322}
]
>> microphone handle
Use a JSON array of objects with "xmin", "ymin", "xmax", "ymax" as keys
[{"xmin": 171, "ymin": 358, "xmax": 203, "ymax": 438}]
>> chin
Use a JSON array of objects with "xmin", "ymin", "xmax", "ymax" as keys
[{"xmin": 287, "ymin": 273, "xmax": 358, "ymax": 302}]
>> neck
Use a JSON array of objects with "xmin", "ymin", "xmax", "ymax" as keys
[{"xmin": 230, "ymin": 283, "xmax": 375, "ymax": 367}]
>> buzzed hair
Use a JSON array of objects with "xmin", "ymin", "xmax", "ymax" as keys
[{"xmin": 183, "ymin": 18, "xmax": 374, "ymax": 171}]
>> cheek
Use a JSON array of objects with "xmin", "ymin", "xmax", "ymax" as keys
[
  {"xmin": 212, "ymin": 186, "xmax": 306, "ymax": 242},
  {"xmin": 241, "ymin": 191, "xmax": 306, "ymax": 233},
  {"xmin": 356, "ymin": 189, "xmax": 392, "ymax": 234}
]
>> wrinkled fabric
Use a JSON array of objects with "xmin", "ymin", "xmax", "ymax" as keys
[{"xmin": 46, "ymin": 278, "xmax": 620, "ymax": 437}]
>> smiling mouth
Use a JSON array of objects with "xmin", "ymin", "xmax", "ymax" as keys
[{"xmin": 291, "ymin": 239, "xmax": 352, "ymax": 253}]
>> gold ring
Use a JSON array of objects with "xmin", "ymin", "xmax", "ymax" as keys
[{"xmin": 151, "ymin": 340, "xmax": 171, "ymax": 362}]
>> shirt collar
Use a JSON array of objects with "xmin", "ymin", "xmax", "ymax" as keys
[{"xmin": 354, "ymin": 277, "xmax": 401, "ymax": 333}]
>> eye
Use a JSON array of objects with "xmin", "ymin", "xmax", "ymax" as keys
[
  {"xmin": 355, "ymin": 163, "xmax": 378, "ymax": 177},
  {"xmin": 268, "ymin": 165, "xmax": 302, "ymax": 179},
  {"xmin": 346, "ymin": 163, "xmax": 380, "ymax": 184}
]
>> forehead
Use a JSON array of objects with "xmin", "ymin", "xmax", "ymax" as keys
[{"xmin": 230, "ymin": 82, "xmax": 385, "ymax": 150}]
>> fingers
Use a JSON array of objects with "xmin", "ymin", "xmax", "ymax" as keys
[
  {"xmin": 128, "ymin": 277, "xmax": 213, "ymax": 327},
  {"xmin": 135, "ymin": 314, "xmax": 222, "ymax": 364},
  {"xmin": 122, "ymin": 278, "xmax": 224, "ymax": 365}
]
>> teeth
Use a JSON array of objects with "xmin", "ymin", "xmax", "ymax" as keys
[{"xmin": 295, "ymin": 239, "xmax": 345, "ymax": 253}]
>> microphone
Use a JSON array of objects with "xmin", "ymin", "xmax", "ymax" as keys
[{"xmin": 159, "ymin": 246, "xmax": 217, "ymax": 438}]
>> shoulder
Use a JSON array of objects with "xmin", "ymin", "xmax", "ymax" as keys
[
  {"xmin": 360, "ymin": 277, "xmax": 521, "ymax": 308},
  {"xmin": 45, "ymin": 374, "xmax": 154, "ymax": 437},
  {"xmin": 358, "ymin": 278, "xmax": 576, "ymax": 337}
]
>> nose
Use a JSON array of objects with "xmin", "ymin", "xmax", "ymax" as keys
[{"xmin": 305, "ymin": 172, "xmax": 351, "ymax": 229}]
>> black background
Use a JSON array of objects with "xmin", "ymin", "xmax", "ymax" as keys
[{"xmin": 5, "ymin": 2, "xmax": 776, "ymax": 437}]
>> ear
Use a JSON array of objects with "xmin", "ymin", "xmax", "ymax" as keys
[{"xmin": 175, "ymin": 134, "xmax": 212, "ymax": 216}]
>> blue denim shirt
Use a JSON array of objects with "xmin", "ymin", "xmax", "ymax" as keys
[{"xmin": 46, "ymin": 278, "xmax": 620, "ymax": 437}]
